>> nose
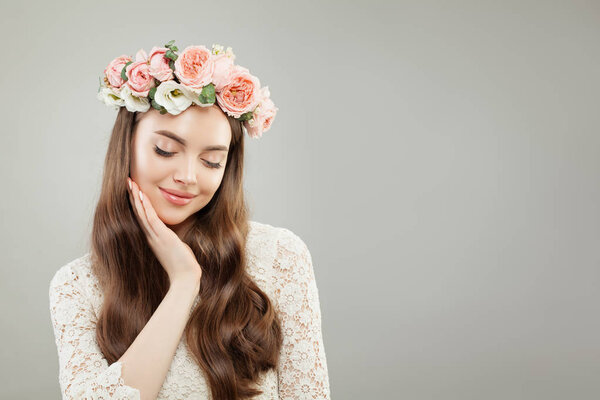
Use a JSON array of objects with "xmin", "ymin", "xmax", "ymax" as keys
[{"xmin": 173, "ymin": 156, "xmax": 198, "ymax": 185}]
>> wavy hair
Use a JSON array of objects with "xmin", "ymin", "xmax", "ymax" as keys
[{"xmin": 90, "ymin": 107, "xmax": 283, "ymax": 399}]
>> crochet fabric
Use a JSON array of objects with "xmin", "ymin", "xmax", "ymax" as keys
[{"xmin": 49, "ymin": 221, "xmax": 330, "ymax": 399}]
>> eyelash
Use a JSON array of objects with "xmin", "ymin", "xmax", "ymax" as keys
[{"xmin": 153, "ymin": 145, "xmax": 223, "ymax": 169}]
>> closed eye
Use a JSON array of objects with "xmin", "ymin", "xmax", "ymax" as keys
[
  {"xmin": 154, "ymin": 145, "xmax": 174, "ymax": 157},
  {"xmin": 153, "ymin": 145, "xmax": 223, "ymax": 169}
]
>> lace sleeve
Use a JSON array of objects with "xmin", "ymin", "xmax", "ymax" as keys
[
  {"xmin": 273, "ymin": 228, "xmax": 331, "ymax": 399},
  {"xmin": 49, "ymin": 264, "xmax": 141, "ymax": 399}
]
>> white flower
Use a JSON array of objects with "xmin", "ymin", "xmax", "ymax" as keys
[
  {"xmin": 119, "ymin": 85, "xmax": 151, "ymax": 113},
  {"xmin": 153, "ymin": 80, "xmax": 194, "ymax": 115},
  {"xmin": 96, "ymin": 85, "xmax": 124, "ymax": 109},
  {"xmin": 290, "ymin": 340, "xmax": 314, "ymax": 373},
  {"xmin": 211, "ymin": 43, "xmax": 235, "ymax": 60},
  {"xmin": 211, "ymin": 43, "xmax": 224, "ymax": 54},
  {"xmin": 279, "ymin": 282, "xmax": 303, "ymax": 314}
]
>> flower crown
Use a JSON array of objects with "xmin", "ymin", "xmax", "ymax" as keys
[{"xmin": 97, "ymin": 40, "xmax": 278, "ymax": 138}]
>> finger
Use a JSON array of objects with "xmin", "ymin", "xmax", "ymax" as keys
[
  {"xmin": 130, "ymin": 180, "xmax": 155, "ymax": 239},
  {"xmin": 128, "ymin": 191, "xmax": 144, "ymax": 231},
  {"xmin": 127, "ymin": 179, "xmax": 137, "ymax": 214},
  {"xmin": 128, "ymin": 190, "xmax": 134, "ymax": 209},
  {"xmin": 127, "ymin": 178, "xmax": 144, "ymax": 232},
  {"xmin": 132, "ymin": 182, "xmax": 155, "ymax": 239},
  {"xmin": 127, "ymin": 180, "xmax": 136, "ymax": 209},
  {"xmin": 138, "ymin": 186, "xmax": 165, "ymax": 238}
]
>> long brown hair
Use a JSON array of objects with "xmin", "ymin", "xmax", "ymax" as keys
[{"xmin": 90, "ymin": 107, "xmax": 283, "ymax": 399}]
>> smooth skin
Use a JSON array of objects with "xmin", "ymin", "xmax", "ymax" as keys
[
  {"xmin": 126, "ymin": 177, "xmax": 201, "ymax": 285},
  {"xmin": 116, "ymin": 105, "xmax": 232, "ymax": 400},
  {"xmin": 130, "ymin": 105, "xmax": 231, "ymax": 239}
]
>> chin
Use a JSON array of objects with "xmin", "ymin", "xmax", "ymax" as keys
[
  {"xmin": 153, "ymin": 206, "xmax": 192, "ymax": 226},
  {"xmin": 160, "ymin": 214, "xmax": 191, "ymax": 227}
]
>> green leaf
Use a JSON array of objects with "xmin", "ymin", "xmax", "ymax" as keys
[
  {"xmin": 151, "ymin": 99, "xmax": 162, "ymax": 110},
  {"xmin": 171, "ymin": 45, "xmax": 178, "ymax": 52},
  {"xmin": 168, "ymin": 59, "xmax": 175, "ymax": 71},
  {"xmin": 148, "ymin": 87, "xmax": 157, "ymax": 99},
  {"xmin": 150, "ymin": 99, "xmax": 167, "ymax": 114},
  {"xmin": 165, "ymin": 50, "xmax": 178, "ymax": 61},
  {"xmin": 120, "ymin": 61, "xmax": 133, "ymax": 81},
  {"xmin": 237, "ymin": 111, "xmax": 254, "ymax": 122},
  {"xmin": 165, "ymin": 39, "xmax": 175, "ymax": 47},
  {"xmin": 198, "ymin": 83, "xmax": 216, "ymax": 104}
]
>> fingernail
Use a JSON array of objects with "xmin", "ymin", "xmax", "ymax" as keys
[
  {"xmin": 140, "ymin": 191, "xmax": 144, "ymax": 201},
  {"xmin": 128, "ymin": 178, "xmax": 132, "ymax": 190}
]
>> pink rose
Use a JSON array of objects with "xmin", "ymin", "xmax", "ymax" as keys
[
  {"xmin": 244, "ymin": 87, "xmax": 277, "ymax": 138},
  {"xmin": 104, "ymin": 55, "xmax": 132, "ymax": 89},
  {"xmin": 125, "ymin": 49, "xmax": 155, "ymax": 97},
  {"xmin": 148, "ymin": 46, "xmax": 173, "ymax": 82},
  {"xmin": 210, "ymin": 53, "xmax": 234, "ymax": 91},
  {"xmin": 257, "ymin": 96, "xmax": 277, "ymax": 133},
  {"xmin": 174, "ymin": 45, "xmax": 214, "ymax": 90},
  {"xmin": 216, "ymin": 65, "xmax": 261, "ymax": 118}
]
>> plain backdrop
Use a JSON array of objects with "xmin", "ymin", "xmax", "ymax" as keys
[{"xmin": 1, "ymin": 0, "xmax": 599, "ymax": 399}]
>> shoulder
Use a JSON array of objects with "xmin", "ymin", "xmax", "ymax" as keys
[
  {"xmin": 248, "ymin": 220, "xmax": 280, "ymax": 241},
  {"xmin": 246, "ymin": 220, "xmax": 312, "ymax": 281},
  {"xmin": 246, "ymin": 221, "xmax": 315, "ymax": 303},
  {"xmin": 248, "ymin": 220, "xmax": 309, "ymax": 255},
  {"xmin": 248, "ymin": 220, "xmax": 312, "ymax": 276},
  {"xmin": 49, "ymin": 252, "xmax": 94, "ymax": 297}
]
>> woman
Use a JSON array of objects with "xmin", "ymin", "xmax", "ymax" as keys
[{"xmin": 49, "ymin": 41, "xmax": 330, "ymax": 400}]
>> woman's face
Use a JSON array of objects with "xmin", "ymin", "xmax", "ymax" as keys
[{"xmin": 130, "ymin": 105, "xmax": 232, "ymax": 237}]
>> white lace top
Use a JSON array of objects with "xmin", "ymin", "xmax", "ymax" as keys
[{"xmin": 49, "ymin": 221, "xmax": 330, "ymax": 399}]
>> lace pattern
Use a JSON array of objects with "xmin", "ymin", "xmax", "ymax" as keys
[
  {"xmin": 49, "ymin": 263, "xmax": 141, "ymax": 399},
  {"xmin": 49, "ymin": 220, "xmax": 330, "ymax": 399},
  {"xmin": 271, "ymin": 228, "xmax": 331, "ymax": 399}
]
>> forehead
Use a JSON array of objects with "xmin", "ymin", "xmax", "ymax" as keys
[{"xmin": 135, "ymin": 106, "xmax": 231, "ymax": 146}]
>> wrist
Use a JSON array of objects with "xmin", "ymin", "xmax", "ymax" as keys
[{"xmin": 169, "ymin": 275, "xmax": 201, "ymax": 293}]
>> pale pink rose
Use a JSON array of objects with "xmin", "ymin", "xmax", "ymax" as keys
[
  {"xmin": 125, "ymin": 50, "xmax": 155, "ymax": 97},
  {"xmin": 210, "ymin": 53, "xmax": 234, "ymax": 91},
  {"xmin": 244, "ymin": 118, "xmax": 261, "ymax": 138},
  {"xmin": 255, "ymin": 85, "xmax": 271, "ymax": 106},
  {"xmin": 134, "ymin": 49, "xmax": 148, "ymax": 62},
  {"xmin": 148, "ymin": 46, "xmax": 173, "ymax": 82},
  {"xmin": 104, "ymin": 55, "xmax": 132, "ymax": 89},
  {"xmin": 258, "ymin": 95, "xmax": 277, "ymax": 133},
  {"xmin": 174, "ymin": 45, "xmax": 214, "ymax": 89},
  {"xmin": 244, "ymin": 90, "xmax": 277, "ymax": 138},
  {"xmin": 216, "ymin": 65, "xmax": 261, "ymax": 118}
]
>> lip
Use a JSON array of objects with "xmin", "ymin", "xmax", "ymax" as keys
[
  {"xmin": 159, "ymin": 187, "xmax": 198, "ymax": 198},
  {"xmin": 159, "ymin": 187, "xmax": 196, "ymax": 206}
]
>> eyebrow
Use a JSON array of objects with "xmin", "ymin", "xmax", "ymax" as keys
[{"xmin": 153, "ymin": 130, "xmax": 229, "ymax": 152}]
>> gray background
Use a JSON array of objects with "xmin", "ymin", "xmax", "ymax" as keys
[{"xmin": 1, "ymin": 0, "xmax": 599, "ymax": 398}]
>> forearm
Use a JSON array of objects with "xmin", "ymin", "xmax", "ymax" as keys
[{"xmin": 117, "ymin": 279, "xmax": 199, "ymax": 400}]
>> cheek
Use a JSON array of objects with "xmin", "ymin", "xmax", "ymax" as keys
[
  {"xmin": 213, "ymin": 167, "xmax": 229, "ymax": 187},
  {"xmin": 197, "ymin": 171, "xmax": 225, "ymax": 197},
  {"xmin": 136, "ymin": 152, "xmax": 158, "ymax": 173},
  {"xmin": 209, "ymin": 170, "xmax": 225, "ymax": 187},
  {"xmin": 132, "ymin": 152, "xmax": 168, "ymax": 183}
]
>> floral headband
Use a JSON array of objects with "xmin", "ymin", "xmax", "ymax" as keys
[{"xmin": 97, "ymin": 40, "xmax": 278, "ymax": 138}]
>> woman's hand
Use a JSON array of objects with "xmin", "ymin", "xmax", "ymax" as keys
[{"xmin": 127, "ymin": 177, "xmax": 202, "ymax": 289}]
